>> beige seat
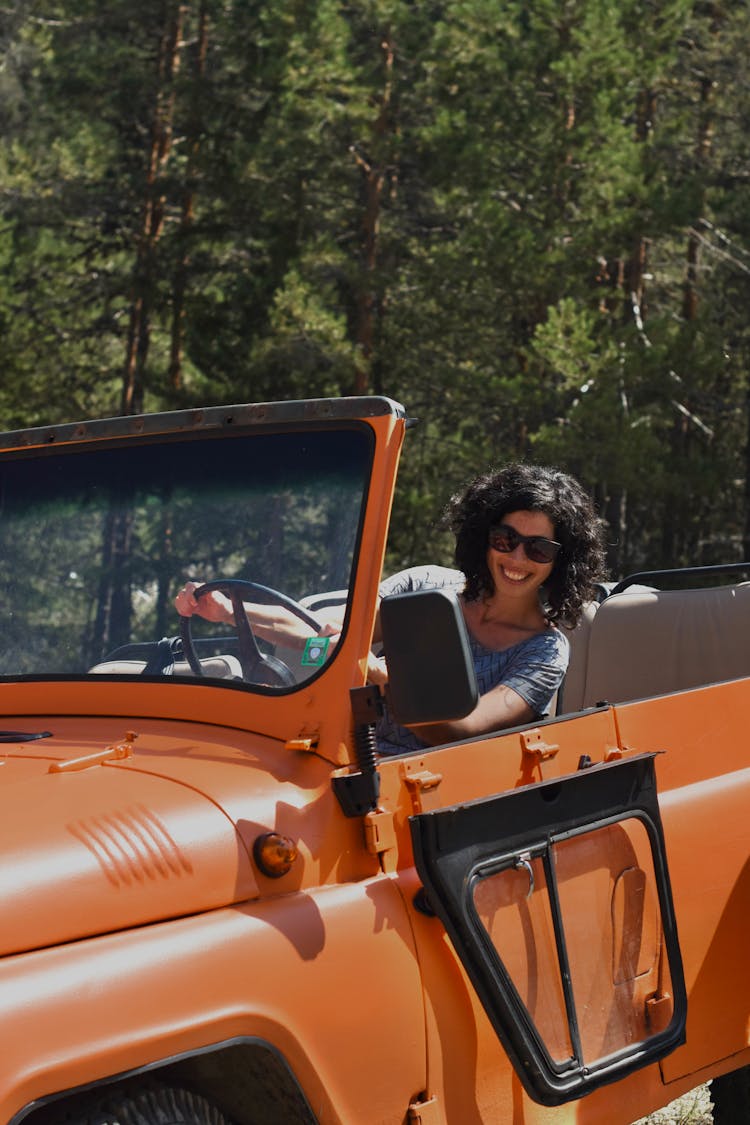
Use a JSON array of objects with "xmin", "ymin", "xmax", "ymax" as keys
[
  {"xmin": 555, "ymin": 600, "xmax": 599, "ymax": 713},
  {"xmin": 89, "ymin": 654, "xmax": 243, "ymax": 679},
  {"xmin": 578, "ymin": 582, "xmax": 750, "ymax": 709}
]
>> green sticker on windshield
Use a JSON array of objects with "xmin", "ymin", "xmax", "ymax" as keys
[{"xmin": 301, "ymin": 635, "xmax": 331, "ymax": 667}]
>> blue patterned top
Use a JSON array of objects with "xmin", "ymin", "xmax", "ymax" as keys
[{"xmin": 375, "ymin": 566, "xmax": 569, "ymax": 756}]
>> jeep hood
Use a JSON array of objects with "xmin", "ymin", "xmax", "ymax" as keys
[{"xmin": 0, "ymin": 718, "xmax": 329, "ymax": 958}]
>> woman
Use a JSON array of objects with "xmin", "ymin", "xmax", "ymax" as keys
[{"xmin": 375, "ymin": 462, "xmax": 607, "ymax": 754}]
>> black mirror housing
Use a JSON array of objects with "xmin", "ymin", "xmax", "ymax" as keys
[{"xmin": 379, "ymin": 589, "xmax": 478, "ymax": 726}]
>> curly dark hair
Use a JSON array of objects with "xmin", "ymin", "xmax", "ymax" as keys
[{"xmin": 444, "ymin": 463, "xmax": 608, "ymax": 627}]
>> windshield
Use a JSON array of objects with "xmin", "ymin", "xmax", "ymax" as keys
[{"xmin": 0, "ymin": 424, "xmax": 371, "ymax": 690}]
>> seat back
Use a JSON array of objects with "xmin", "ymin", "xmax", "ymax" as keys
[
  {"xmin": 89, "ymin": 654, "xmax": 242, "ymax": 679},
  {"xmin": 555, "ymin": 601, "xmax": 599, "ymax": 714},
  {"xmin": 579, "ymin": 581, "xmax": 750, "ymax": 708}
]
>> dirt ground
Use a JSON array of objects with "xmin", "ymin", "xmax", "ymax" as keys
[{"xmin": 631, "ymin": 1084, "xmax": 713, "ymax": 1125}]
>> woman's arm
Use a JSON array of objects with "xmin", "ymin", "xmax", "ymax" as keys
[
  {"xmin": 406, "ymin": 682, "xmax": 536, "ymax": 745},
  {"xmin": 175, "ymin": 564, "xmax": 464, "ymax": 677},
  {"xmin": 405, "ymin": 629, "xmax": 569, "ymax": 745},
  {"xmin": 174, "ymin": 582, "xmax": 324, "ymax": 651}
]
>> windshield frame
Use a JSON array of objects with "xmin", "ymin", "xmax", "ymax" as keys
[{"xmin": 0, "ymin": 399, "xmax": 407, "ymax": 753}]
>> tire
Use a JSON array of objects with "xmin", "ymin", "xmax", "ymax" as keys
[
  {"xmin": 65, "ymin": 1085, "xmax": 231, "ymax": 1125},
  {"xmin": 711, "ymin": 1065, "xmax": 750, "ymax": 1124}
]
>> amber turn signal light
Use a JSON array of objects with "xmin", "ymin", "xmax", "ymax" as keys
[{"xmin": 253, "ymin": 832, "xmax": 298, "ymax": 878}]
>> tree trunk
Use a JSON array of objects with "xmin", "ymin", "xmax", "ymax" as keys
[
  {"xmin": 89, "ymin": 504, "xmax": 135, "ymax": 664},
  {"xmin": 169, "ymin": 0, "xmax": 208, "ymax": 391},
  {"xmin": 744, "ymin": 382, "xmax": 750, "ymax": 560},
  {"xmin": 352, "ymin": 33, "xmax": 395, "ymax": 396},
  {"xmin": 683, "ymin": 74, "xmax": 715, "ymax": 321},
  {"xmin": 122, "ymin": 2, "xmax": 186, "ymax": 416}
]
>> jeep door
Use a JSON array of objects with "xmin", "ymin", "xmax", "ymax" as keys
[{"xmin": 407, "ymin": 749, "xmax": 687, "ymax": 1108}]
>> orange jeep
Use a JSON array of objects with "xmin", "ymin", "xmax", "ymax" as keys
[{"xmin": 0, "ymin": 396, "xmax": 747, "ymax": 1125}]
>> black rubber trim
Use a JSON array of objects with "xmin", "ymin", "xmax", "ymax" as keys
[
  {"xmin": 611, "ymin": 561, "xmax": 750, "ymax": 593},
  {"xmin": 9, "ymin": 1036, "xmax": 318, "ymax": 1125},
  {"xmin": 410, "ymin": 753, "xmax": 687, "ymax": 1106}
]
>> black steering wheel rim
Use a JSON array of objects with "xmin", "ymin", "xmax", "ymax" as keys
[{"xmin": 178, "ymin": 578, "xmax": 324, "ymax": 687}]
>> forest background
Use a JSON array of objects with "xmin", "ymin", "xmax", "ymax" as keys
[{"xmin": 1, "ymin": 0, "xmax": 749, "ymax": 579}]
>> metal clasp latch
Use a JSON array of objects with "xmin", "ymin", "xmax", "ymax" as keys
[
  {"xmin": 514, "ymin": 852, "xmax": 535, "ymax": 899},
  {"xmin": 401, "ymin": 760, "xmax": 443, "ymax": 813},
  {"xmin": 520, "ymin": 728, "xmax": 559, "ymax": 763}
]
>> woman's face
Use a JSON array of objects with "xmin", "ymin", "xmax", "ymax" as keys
[{"xmin": 485, "ymin": 509, "xmax": 557, "ymax": 599}]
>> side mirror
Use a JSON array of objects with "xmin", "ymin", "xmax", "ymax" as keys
[{"xmin": 379, "ymin": 589, "xmax": 478, "ymax": 726}]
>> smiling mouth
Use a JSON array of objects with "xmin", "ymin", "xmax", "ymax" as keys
[{"xmin": 501, "ymin": 567, "xmax": 529, "ymax": 583}]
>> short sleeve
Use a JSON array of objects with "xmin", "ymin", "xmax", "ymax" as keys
[{"xmin": 501, "ymin": 629, "xmax": 570, "ymax": 717}]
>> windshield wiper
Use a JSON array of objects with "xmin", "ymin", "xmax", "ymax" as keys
[{"xmin": 0, "ymin": 730, "xmax": 53, "ymax": 743}]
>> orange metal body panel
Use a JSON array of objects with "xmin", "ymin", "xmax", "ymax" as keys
[
  {"xmin": 377, "ymin": 707, "xmax": 623, "ymax": 832},
  {"xmin": 0, "ymin": 401, "xmax": 748, "ymax": 1124},
  {"xmin": 0, "ymin": 692, "xmax": 744, "ymax": 1124},
  {"xmin": 0, "ymin": 757, "xmax": 258, "ymax": 956},
  {"xmin": 2, "ymin": 682, "xmax": 745, "ymax": 1123},
  {"xmin": 374, "ymin": 690, "xmax": 750, "ymax": 1123},
  {"xmin": 0, "ymin": 712, "xmax": 379, "ymax": 907},
  {"xmin": 396, "ymin": 868, "xmax": 699, "ymax": 1125},
  {"xmin": 614, "ymin": 682, "xmax": 750, "ymax": 1084},
  {"xmin": 0, "ymin": 879, "xmax": 426, "ymax": 1125}
]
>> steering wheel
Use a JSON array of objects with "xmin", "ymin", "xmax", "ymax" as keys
[{"xmin": 178, "ymin": 579, "xmax": 324, "ymax": 687}]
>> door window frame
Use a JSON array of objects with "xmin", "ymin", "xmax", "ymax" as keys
[{"xmin": 410, "ymin": 753, "xmax": 687, "ymax": 1105}]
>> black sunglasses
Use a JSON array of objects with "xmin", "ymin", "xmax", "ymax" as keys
[{"xmin": 488, "ymin": 523, "xmax": 561, "ymax": 565}]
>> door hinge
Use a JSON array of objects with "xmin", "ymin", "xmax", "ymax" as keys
[
  {"xmin": 363, "ymin": 808, "xmax": 396, "ymax": 859},
  {"xmin": 407, "ymin": 1094, "xmax": 442, "ymax": 1124},
  {"xmin": 285, "ymin": 736, "xmax": 318, "ymax": 752},
  {"xmin": 520, "ymin": 727, "xmax": 559, "ymax": 763},
  {"xmin": 401, "ymin": 760, "xmax": 443, "ymax": 813},
  {"xmin": 645, "ymin": 990, "xmax": 673, "ymax": 1035}
]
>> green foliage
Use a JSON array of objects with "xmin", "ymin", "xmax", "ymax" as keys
[{"xmin": 1, "ymin": 0, "xmax": 750, "ymax": 574}]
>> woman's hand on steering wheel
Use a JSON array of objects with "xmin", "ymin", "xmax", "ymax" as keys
[
  {"xmin": 175, "ymin": 581, "xmax": 233, "ymax": 625},
  {"xmin": 175, "ymin": 578, "xmax": 326, "ymax": 686}
]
